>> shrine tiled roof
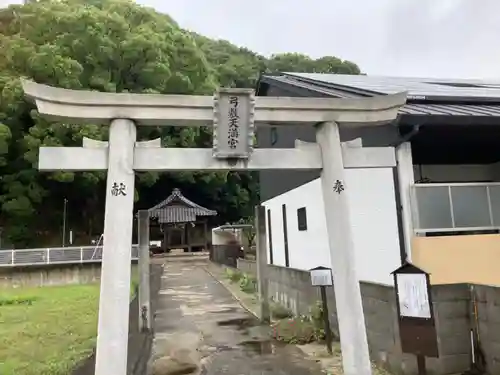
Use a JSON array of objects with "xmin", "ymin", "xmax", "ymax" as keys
[{"xmin": 147, "ymin": 188, "xmax": 217, "ymax": 223}]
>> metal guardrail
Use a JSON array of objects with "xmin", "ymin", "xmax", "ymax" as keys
[
  {"xmin": 0, "ymin": 245, "xmax": 139, "ymax": 267},
  {"xmin": 413, "ymin": 182, "xmax": 500, "ymax": 233}
]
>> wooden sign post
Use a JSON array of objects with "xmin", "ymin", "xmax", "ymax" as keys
[
  {"xmin": 391, "ymin": 262, "xmax": 439, "ymax": 375},
  {"xmin": 310, "ymin": 266, "xmax": 334, "ymax": 354}
]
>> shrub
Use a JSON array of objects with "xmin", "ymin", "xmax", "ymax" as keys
[
  {"xmin": 225, "ymin": 268, "xmax": 243, "ymax": 283},
  {"xmin": 270, "ymin": 300, "xmax": 293, "ymax": 319},
  {"xmin": 271, "ymin": 316, "xmax": 317, "ymax": 344},
  {"xmin": 239, "ymin": 273, "xmax": 257, "ymax": 293}
]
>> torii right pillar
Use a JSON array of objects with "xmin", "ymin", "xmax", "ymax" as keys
[{"xmin": 316, "ymin": 121, "xmax": 372, "ymax": 375}]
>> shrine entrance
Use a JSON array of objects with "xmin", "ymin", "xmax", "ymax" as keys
[
  {"xmin": 22, "ymin": 80, "xmax": 406, "ymax": 375},
  {"xmin": 147, "ymin": 188, "xmax": 216, "ymax": 253},
  {"xmin": 168, "ymin": 227, "xmax": 183, "ymax": 248}
]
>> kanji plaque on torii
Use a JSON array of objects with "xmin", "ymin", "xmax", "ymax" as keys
[
  {"xmin": 22, "ymin": 79, "xmax": 406, "ymax": 375},
  {"xmin": 213, "ymin": 88, "xmax": 255, "ymax": 159}
]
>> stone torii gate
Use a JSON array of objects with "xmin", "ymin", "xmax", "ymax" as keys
[{"xmin": 22, "ymin": 80, "xmax": 406, "ymax": 375}]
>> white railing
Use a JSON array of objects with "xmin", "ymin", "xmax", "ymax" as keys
[
  {"xmin": 0, "ymin": 245, "xmax": 139, "ymax": 267},
  {"xmin": 412, "ymin": 182, "xmax": 500, "ymax": 234}
]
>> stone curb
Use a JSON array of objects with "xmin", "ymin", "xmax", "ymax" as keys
[{"xmin": 202, "ymin": 265, "xmax": 262, "ymax": 321}]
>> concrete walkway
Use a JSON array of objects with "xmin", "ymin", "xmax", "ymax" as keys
[{"xmin": 149, "ymin": 259, "xmax": 324, "ymax": 375}]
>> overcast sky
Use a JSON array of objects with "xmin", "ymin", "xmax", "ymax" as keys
[{"xmin": 2, "ymin": 0, "xmax": 500, "ymax": 79}]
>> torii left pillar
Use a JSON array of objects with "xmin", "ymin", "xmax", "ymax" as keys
[
  {"xmin": 96, "ymin": 119, "xmax": 136, "ymax": 375},
  {"xmin": 40, "ymin": 122, "xmax": 157, "ymax": 375}
]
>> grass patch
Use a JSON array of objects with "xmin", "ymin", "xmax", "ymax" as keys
[
  {"xmin": 0, "ymin": 269, "xmax": 139, "ymax": 375},
  {"xmin": 0, "ymin": 283, "xmax": 100, "ymax": 375}
]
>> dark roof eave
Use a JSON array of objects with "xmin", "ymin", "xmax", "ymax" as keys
[
  {"xmin": 150, "ymin": 207, "xmax": 217, "ymax": 216},
  {"xmin": 259, "ymin": 74, "xmax": 500, "ymax": 121}
]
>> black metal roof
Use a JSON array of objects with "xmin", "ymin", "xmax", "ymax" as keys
[
  {"xmin": 148, "ymin": 188, "xmax": 217, "ymax": 224},
  {"xmin": 258, "ymin": 73, "xmax": 500, "ymax": 119},
  {"xmin": 281, "ymin": 73, "xmax": 500, "ymax": 102}
]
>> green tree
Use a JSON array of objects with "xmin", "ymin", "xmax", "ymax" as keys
[
  {"xmin": 0, "ymin": 0, "xmax": 361, "ymax": 248},
  {"xmin": 0, "ymin": 0, "xmax": 218, "ymax": 246},
  {"xmin": 192, "ymin": 34, "xmax": 266, "ymax": 89},
  {"xmin": 267, "ymin": 53, "xmax": 361, "ymax": 74}
]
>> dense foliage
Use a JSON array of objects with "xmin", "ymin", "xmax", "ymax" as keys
[{"xmin": 0, "ymin": 0, "xmax": 360, "ymax": 248}]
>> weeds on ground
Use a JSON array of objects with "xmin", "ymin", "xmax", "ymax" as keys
[
  {"xmin": 271, "ymin": 300, "xmax": 333, "ymax": 345},
  {"xmin": 271, "ymin": 315, "xmax": 319, "ymax": 344},
  {"xmin": 310, "ymin": 301, "xmax": 328, "ymax": 340},
  {"xmin": 0, "ymin": 296, "xmax": 37, "ymax": 306},
  {"xmin": 270, "ymin": 300, "xmax": 293, "ymax": 320},
  {"xmin": 239, "ymin": 273, "xmax": 257, "ymax": 293},
  {"xmin": 225, "ymin": 268, "xmax": 243, "ymax": 283},
  {"xmin": 223, "ymin": 268, "xmax": 256, "ymax": 294}
]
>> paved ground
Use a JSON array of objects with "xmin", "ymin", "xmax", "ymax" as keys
[{"xmin": 149, "ymin": 259, "xmax": 324, "ymax": 375}]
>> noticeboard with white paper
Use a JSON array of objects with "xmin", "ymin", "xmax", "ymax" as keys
[
  {"xmin": 396, "ymin": 273, "xmax": 431, "ymax": 319},
  {"xmin": 310, "ymin": 268, "xmax": 333, "ymax": 286}
]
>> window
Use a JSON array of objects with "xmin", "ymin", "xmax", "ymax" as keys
[
  {"xmin": 270, "ymin": 127, "xmax": 278, "ymax": 146},
  {"xmin": 297, "ymin": 207, "xmax": 307, "ymax": 231},
  {"xmin": 267, "ymin": 209, "xmax": 274, "ymax": 265},
  {"xmin": 282, "ymin": 204, "xmax": 290, "ymax": 267}
]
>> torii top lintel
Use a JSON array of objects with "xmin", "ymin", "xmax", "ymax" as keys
[{"xmin": 21, "ymin": 80, "xmax": 408, "ymax": 127}]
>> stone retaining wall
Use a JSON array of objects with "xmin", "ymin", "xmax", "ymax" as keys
[
  {"xmin": 236, "ymin": 259, "xmax": 482, "ymax": 375},
  {"xmin": 0, "ymin": 262, "xmax": 138, "ymax": 288}
]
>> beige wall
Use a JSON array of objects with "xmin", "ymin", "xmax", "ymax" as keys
[{"xmin": 412, "ymin": 234, "xmax": 500, "ymax": 286}]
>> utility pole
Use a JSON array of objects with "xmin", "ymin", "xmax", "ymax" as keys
[{"xmin": 62, "ymin": 198, "xmax": 68, "ymax": 247}]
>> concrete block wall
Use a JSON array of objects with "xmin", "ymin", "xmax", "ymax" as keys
[
  {"xmin": 267, "ymin": 264, "xmax": 323, "ymax": 318},
  {"xmin": 236, "ymin": 258, "xmax": 257, "ymax": 276},
  {"xmin": 359, "ymin": 282, "xmax": 410, "ymax": 373},
  {"xmin": 237, "ymin": 260, "xmax": 477, "ymax": 375},
  {"xmin": 362, "ymin": 282, "xmax": 472, "ymax": 375},
  {"xmin": 431, "ymin": 284, "xmax": 471, "ymax": 374},
  {"xmin": 475, "ymin": 285, "xmax": 500, "ymax": 374}
]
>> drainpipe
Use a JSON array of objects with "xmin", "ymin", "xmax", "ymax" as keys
[
  {"xmin": 392, "ymin": 125, "xmax": 421, "ymax": 264},
  {"xmin": 394, "ymin": 125, "xmax": 421, "ymax": 147}
]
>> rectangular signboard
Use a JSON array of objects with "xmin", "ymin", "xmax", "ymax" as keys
[
  {"xmin": 396, "ymin": 273, "xmax": 431, "ymax": 319},
  {"xmin": 213, "ymin": 88, "xmax": 255, "ymax": 159},
  {"xmin": 310, "ymin": 268, "xmax": 333, "ymax": 286}
]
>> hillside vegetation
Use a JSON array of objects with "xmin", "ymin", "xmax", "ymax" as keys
[{"xmin": 0, "ymin": 0, "xmax": 360, "ymax": 248}]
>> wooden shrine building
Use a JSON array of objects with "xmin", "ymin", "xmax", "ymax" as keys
[{"xmin": 148, "ymin": 188, "xmax": 217, "ymax": 253}]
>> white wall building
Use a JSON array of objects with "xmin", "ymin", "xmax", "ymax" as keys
[
  {"xmin": 262, "ymin": 167, "xmax": 401, "ymax": 285},
  {"xmin": 257, "ymin": 72, "xmax": 500, "ymax": 287}
]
